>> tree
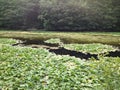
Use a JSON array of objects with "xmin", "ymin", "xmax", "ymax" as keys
[
  {"xmin": 39, "ymin": 0, "xmax": 120, "ymax": 31},
  {"xmin": 0, "ymin": 0, "xmax": 119, "ymax": 31}
]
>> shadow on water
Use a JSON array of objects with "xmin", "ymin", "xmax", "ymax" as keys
[
  {"xmin": 49, "ymin": 47, "xmax": 98, "ymax": 60},
  {"xmin": 106, "ymin": 51, "xmax": 120, "ymax": 57},
  {"xmin": 12, "ymin": 40, "xmax": 120, "ymax": 60}
]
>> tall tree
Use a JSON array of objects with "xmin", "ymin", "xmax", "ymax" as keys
[{"xmin": 0, "ymin": 0, "xmax": 119, "ymax": 31}]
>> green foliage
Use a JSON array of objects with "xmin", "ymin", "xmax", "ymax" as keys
[
  {"xmin": 0, "ymin": 38, "xmax": 18, "ymax": 44},
  {"xmin": 0, "ymin": 38, "xmax": 120, "ymax": 90},
  {"xmin": 0, "ymin": 0, "xmax": 26, "ymax": 29},
  {"xmin": 64, "ymin": 43, "xmax": 118, "ymax": 54},
  {"xmin": 44, "ymin": 38, "xmax": 61, "ymax": 44},
  {"xmin": 89, "ymin": 57, "xmax": 120, "ymax": 90},
  {"xmin": 0, "ymin": 0, "xmax": 41, "ymax": 29},
  {"xmin": 0, "ymin": 0, "xmax": 119, "ymax": 31},
  {"xmin": 39, "ymin": 0, "xmax": 120, "ymax": 31}
]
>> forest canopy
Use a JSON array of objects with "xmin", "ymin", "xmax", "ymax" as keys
[{"xmin": 0, "ymin": 0, "xmax": 120, "ymax": 31}]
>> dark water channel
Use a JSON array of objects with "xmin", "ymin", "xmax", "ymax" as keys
[{"xmin": 12, "ymin": 40, "xmax": 120, "ymax": 60}]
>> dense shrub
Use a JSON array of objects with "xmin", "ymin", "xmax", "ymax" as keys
[{"xmin": 0, "ymin": 0, "xmax": 120, "ymax": 31}]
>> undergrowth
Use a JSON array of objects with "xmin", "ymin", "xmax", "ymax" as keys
[{"xmin": 0, "ymin": 38, "xmax": 120, "ymax": 90}]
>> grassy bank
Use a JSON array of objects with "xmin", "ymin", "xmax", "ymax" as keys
[{"xmin": 0, "ymin": 31, "xmax": 120, "ymax": 46}]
